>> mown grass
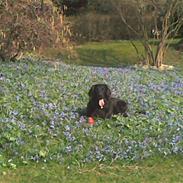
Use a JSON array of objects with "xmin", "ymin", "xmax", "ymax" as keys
[
  {"xmin": 1, "ymin": 156, "xmax": 183, "ymax": 183},
  {"xmin": 42, "ymin": 39, "xmax": 183, "ymax": 69}
]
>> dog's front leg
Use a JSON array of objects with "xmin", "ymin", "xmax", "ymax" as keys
[
  {"xmin": 105, "ymin": 108, "xmax": 113, "ymax": 119},
  {"xmin": 86, "ymin": 102, "xmax": 96, "ymax": 117},
  {"xmin": 105, "ymin": 113, "xmax": 112, "ymax": 119}
]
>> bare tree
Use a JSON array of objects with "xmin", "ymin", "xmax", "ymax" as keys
[{"xmin": 112, "ymin": 0, "xmax": 183, "ymax": 68}]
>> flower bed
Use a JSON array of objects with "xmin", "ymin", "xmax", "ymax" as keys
[{"xmin": 0, "ymin": 59, "xmax": 183, "ymax": 167}]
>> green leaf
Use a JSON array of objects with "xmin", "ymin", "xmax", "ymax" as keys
[{"xmin": 39, "ymin": 150, "xmax": 47, "ymax": 158}]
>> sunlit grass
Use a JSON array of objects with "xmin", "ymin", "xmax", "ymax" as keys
[
  {"xmin": 1, "ymin": 156, "xmax": 183, "ymax": 183},
  {"xmin": 42, "ymin": 39, "xmax": 183, "ymax": 69}
]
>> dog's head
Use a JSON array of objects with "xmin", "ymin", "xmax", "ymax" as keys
[{"xmin": 88, "ymin": 84, "xmax": 111, "ymax": 108}]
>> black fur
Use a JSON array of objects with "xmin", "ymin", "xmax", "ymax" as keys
[{"xmin": 86, "ymin": 84, "xmax": 128, "ymax": 119}]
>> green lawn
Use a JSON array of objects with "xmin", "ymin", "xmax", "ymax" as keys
[
  {"xmin": 71, "ymin": 41, "xmax": 140, "ymax": 67},
  {"xmin": 1, "ymin": 156, "xmax": 183, "ymax": 183},
  {"xmin": 46, "ymin": 39, "xmax": 183, "ymax": 69}
]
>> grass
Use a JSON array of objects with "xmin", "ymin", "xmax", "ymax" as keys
[
  {"xmin": 1, "ymin": 156, "xmax": 183, "ymax": 183},
  {"xmin": 1, "ymin": 40, "xmax": 183, "ymax": 182},
  {"xmin": 44, "ymin": 40, "xmax": 143, "ymax": 67},
  {"xmin": 41, "ymin": 39, "xmax": 183, "ymax": 69},
  {"xmin": 71, "ymin": 41, "xmax": 140, "ymax": 67}
]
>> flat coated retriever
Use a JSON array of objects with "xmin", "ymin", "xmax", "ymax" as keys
[{"xmin": 86, "ymin": 84, "xmax": 128, "ymax": 119}]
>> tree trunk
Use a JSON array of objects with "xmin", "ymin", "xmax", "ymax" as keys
[
  {"xmin": 41, "ymin": 0, "xmax": 44, "ymax": 11},
  {"xmin": 155, "ymin": 43, "xmax": 165, "ymax": 68}
]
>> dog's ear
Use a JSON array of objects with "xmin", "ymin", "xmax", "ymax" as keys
[
  {"xmin": 88, "ymin": 85, "xmax": 95, "ymax": 97},
  {"xmin": 105, "ymin": 86, "xmax": 111, "ymax": 99}
]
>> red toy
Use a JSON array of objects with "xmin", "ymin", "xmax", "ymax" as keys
[{"xmin": 88, "ymin": 117, "xmax": 95, "ymax": 125}]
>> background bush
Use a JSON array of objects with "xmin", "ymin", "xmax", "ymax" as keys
[
  {"xmin": 69, "ymin": 0, "xmax": 154, "ymax": 42},
  {"xmin": 0, "ymin": 0, "xmax": 71, "ymax": 61}
]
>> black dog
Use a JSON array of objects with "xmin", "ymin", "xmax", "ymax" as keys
[{"xmin": 86, "ymin": 84, "xmax": 128, "ymax": 119}]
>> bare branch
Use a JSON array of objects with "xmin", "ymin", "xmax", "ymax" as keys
[
  {"xmin": 111, "ymin": 0, "xmax": 140, "ymax": 36},
  {"xmin": 113, "ymin": 0, "xmax": 183, "ymax": 67}
]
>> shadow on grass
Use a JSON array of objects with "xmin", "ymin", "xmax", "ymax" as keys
[
  {"xmin": 58, "ymin": 47, "xmax": 137, "ymax": 68},
  {"xmin": 42, "ymin": 40, "xmax": 183, "ymax": 69}
]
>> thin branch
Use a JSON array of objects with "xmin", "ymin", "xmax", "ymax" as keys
[{"xmin": 112, "ymin": 0, "xmax": 140, "ymax": 37}]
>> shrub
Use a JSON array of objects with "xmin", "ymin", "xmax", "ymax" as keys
[{"xmin": 0, "ymin": 0, "xmax": 71, "ymax": 61}]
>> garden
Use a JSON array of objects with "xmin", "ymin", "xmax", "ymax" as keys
[
  {"xmin": 0, "ymin": 55, "xmax": 183, "ymax": 182},
  {"xmin": 1, "ymin": 0, "xmax": 183, "ymax": 182}
]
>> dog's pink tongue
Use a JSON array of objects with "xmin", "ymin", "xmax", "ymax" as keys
[{"xmin": 99, "ymin": 99, "xmax": 105, "ymax": 109}]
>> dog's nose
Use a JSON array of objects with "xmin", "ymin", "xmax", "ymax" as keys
[{"xmin": 97, "ymin": 94, "xmax": 103, "ymax": 99}]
